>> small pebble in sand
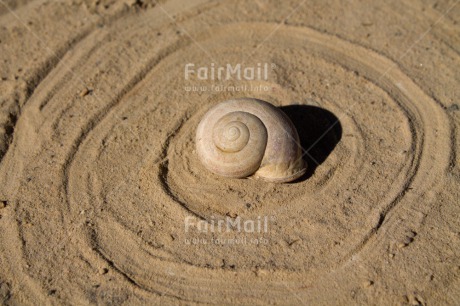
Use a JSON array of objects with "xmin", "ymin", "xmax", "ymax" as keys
[
  {"xmin": 407, "ymin": 294, "xmax": 424, "ymax": 305},
  {"xmin": 403, "ymin": 237, "xmax": 414, "ymax": 245},
  {"xmin": 362, "ymin": 280, "xmax": 374, "ymax": 288},
  {"xmin": 447, "ymin": 104, "xmax": 459, "ymax": 112},
  {"xmin": 254, "ymin": 269, "xmax": 268, "ymax": 277},
  {"xmin": 0, "ymin": 200, "xmax": 7, "ymax": 208},
  {"xmin": 79, "ymin": 88, "xmax": 92, "ymax": 97},
  {"xmin": 397, "ymin": 232, "xmax": 416, "ymax": 248}
]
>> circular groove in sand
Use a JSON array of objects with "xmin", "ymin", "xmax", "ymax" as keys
[{"xmin": 66, "ymin": 24, "xmax": 449, "ymax": 301}]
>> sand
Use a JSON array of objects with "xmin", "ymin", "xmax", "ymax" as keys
[{"xmin": 0, "ymin": 0, "xmax": 459, "ymax": 304}]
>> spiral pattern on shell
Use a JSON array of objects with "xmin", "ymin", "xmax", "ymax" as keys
[{"xmin": 196, "ymin": 98, "xmax": 307, "ymax": 183}]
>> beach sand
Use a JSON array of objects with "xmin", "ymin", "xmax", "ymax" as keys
[{"xmin": 0, "ymin": 0, "xmax": 459, "ymax": 304}]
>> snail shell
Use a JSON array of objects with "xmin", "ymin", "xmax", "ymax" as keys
[{"xmin": 196, "ymin": 98, "xmax": 307, "ymax": 183}]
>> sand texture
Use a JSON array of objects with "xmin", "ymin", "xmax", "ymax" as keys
[{"xmin": 0, "ymin": 0, "xmax": 459, "ymax": 304}]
